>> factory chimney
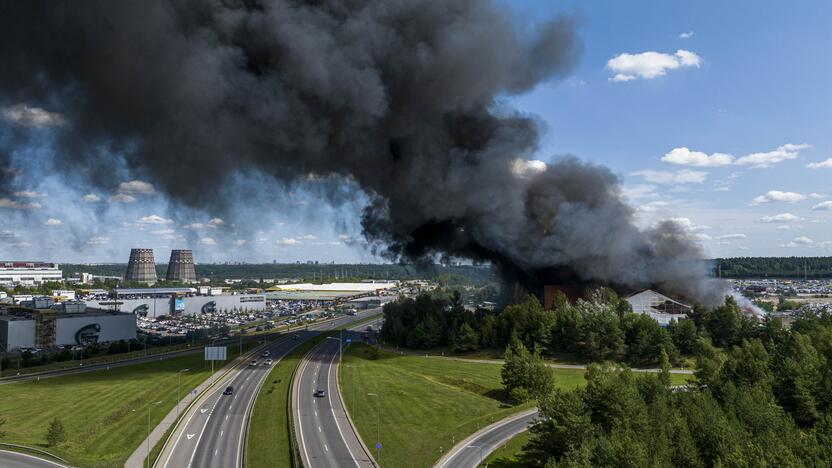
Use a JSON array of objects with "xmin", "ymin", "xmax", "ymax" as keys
[
  {"xmin": 166, "ymin": 250, "xmax": 196, "ymax": 283},
  {"xmin": 124, "ymin": 248, "xmax": 157, "ymax": 284}
]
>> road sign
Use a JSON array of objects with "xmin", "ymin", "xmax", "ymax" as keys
[
  {"xmin": 345, "ymin": 338, "xmax": 352, "ymax": 344},
  {"xmin": 204, "ymin": 346, "xmax": 227, "ymax": 361},
  {"xmin": 375, "ymin": 442, "xmax": 382, "ymax": 449}
]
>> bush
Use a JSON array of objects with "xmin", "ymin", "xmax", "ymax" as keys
[{"xmin": 46, "ymin": 418, "xmax": 66, "ymax": 446}]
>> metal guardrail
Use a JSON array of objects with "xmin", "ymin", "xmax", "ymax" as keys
[{"xmin": 0, "ymin": 442, "xmax": 72, "ymax": 466}]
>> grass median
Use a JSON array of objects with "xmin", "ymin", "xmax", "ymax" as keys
[
  {"xmin": 341, "ymin": 343, "xmax": 690, "ymax": 468},
  {"xmin": 246, "ymin": 335, "xmax": 325, "ymax": 468},
  {"xmin": 480, "ymin": 430, "xmax": 532, "ymax": 467},
  {"xmin": 0, "ymin": 340, "xmax": 258, "ymax": 468}
]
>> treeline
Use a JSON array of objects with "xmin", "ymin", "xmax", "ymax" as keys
[
  {"xmin": 521, "ymin": 311, "xmax": 832, "ymax": 466},
  {"xmin": 381, "ymin": 289, "xmax": 766, "ymax": 366},
  {"xmin": 59, "ymin": 263, "xmax": 496, "ymax": 285},
  {"xmin": 716, "ymin": 256, "xmax": 832, "ymax": 278}
]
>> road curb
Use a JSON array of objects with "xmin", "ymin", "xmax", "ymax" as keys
[
  {"xmin": 433, "ymin": 408, "xmax": 539, "ymax": 468},
  {"xmin": 0, "ymin": 444, "xmax": 72, "ymax": 467},
  {"xmin": 335, "ymin": 343, "xmax": 379, "ymax": 467}
]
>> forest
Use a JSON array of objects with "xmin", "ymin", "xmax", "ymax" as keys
[{"xmin": 715, "ymin": 256, "xmax": 832, "ymax": 278}]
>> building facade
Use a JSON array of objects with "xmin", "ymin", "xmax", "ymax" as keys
[{"xmin": 0, "ymin": 262, "xmax": 63, "ymax": 286}]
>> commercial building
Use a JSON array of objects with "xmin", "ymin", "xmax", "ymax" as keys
[
  {"xmin": 0, "ymin": 262, "xmax": 63, "ymax": 286},
  {"xmin": 0, "ymin": 301, "xmax": 135, "ymax": 350},
  {"xmin": 265, "ymin": 281, "xmax": 398, "ymax": 301},
  {"xmin": 85, "ymin": 287, "xmax": 266, "ymax": 318},
  {"xmin": 625, "ymin": 289, "xmax": 692, "ymax": 326}
]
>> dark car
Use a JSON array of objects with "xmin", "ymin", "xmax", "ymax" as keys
[
  {"xmin": 313, "ymin": 389, "xmax": 326, "ymax": 398},
  {"xmin": 292, "ymin": 335, "xmax": 300, "ymax": 341},
  {"xmin": 223, "ymin": 386, "xmax": 234, "ymax": 395}
]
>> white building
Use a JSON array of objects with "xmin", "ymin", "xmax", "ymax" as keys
[
  {"xmin": 626, "ymin": 289, "xmax": 692, "ymax": 326},
  {"xmin": 0, "ymin": 262, "xmax": 63, "ymax": 286},
  {"xmin": 0, "ymin": 308, "xmax": 136, "ymax": 350}
]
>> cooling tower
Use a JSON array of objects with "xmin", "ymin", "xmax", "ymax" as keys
[
  {"xmin": 166, "ymin": 249, "xmax": 196, "ymax": 282},
  {"xmin": 124, "ymin": 248, "xmax": 157, "ymax": 283}
]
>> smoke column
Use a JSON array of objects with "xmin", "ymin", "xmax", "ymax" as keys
[{"xmin": 0, "ymin": 0, "xmax": 722, "ymax": 303}]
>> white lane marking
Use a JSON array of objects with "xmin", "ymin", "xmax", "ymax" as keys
[
  {"xmin": 186, "ymin": 434, "xmax": 195, "ymax": 440},
  {"xmin": 201, "ymin": 408, "xmax": 208, "ymax": 414},
  {"xmin": 214, "ymin": 449, "xmax": 218, "ymax": 456},
  {"xmin": 318, "ymin": 426, "xmax": 322, "ymax": 432},
  {"xmin": 220, "ymin": 430, "xmax": 224, "ymax": 437},
  {"xmin": 225, "ymin": 415, "xmax": 229, "ymax": 421},
  {"xmin": 325, "ymin": 444, "xmax": 329, "ymax": 452},
  {"xmin": 296, "ymin": 354, "xmax": 313, "ymax": 466},
  {"xmin": 325, "ymin": 341, "xmax": 361, "ymax": 468}
]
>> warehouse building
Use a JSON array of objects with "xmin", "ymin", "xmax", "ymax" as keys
[
  {"xmin": 85, "ymin": 288, "xmax": 266, "ymax": 318},
  {"xmin": 0, "ymin": 301, "xmax": 135, "ymax": 350},
  {"xmin": 0, "ymin": 261, "xmax": 63, "ymax": 286},
  {"xmin": 625, "ymin": 289, "xmax": 692, "ymax": 326}
]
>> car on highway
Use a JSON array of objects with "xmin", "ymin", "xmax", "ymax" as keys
[
  {"xmin": 313, "ymin": 389, "xmax": 326, "ymax": 398},
  {"xmin": 292, "ymin": 334, "xmax": 300, "ymax": 340},
  {"xmin": 223, "ymin": 386, "xmax": 234, "ymax": 395},
  {"xmin": 265, "ymin": 358, "xmax": 273, "ymax": 365},
  {"xmin": 262, "ymin": 350, "xmax": 270, "ymax": 357},
  {"xmin": 250, "ymin": 359, "xmax": 258, "ymax": 366}
]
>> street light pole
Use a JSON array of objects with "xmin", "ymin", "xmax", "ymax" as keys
[
  {"xmin": 177, "ymin": 369, "xmax": 190, "ymax": 418},
  {"xmin": 146, "ymin": 401, "xmax": 162, "ymax": 468},
  {"xmin": 368, "ymin": 392, "xmax": 381, "ymax": 465}
]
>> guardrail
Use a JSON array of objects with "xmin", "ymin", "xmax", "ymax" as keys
[
  {"xmin": 287, "ymin": 347, "xmax": 305, "ymax": 468},
  {"xmin": 0, "ymin": 442, "xmax": 71, "ymax": 466}
]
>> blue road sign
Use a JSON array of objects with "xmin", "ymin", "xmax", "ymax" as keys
[
  {"xmin": 346, "ymin": 338, "xmax": 352, "ymax": 344},
  {"xmin": 375, "ymin": 442, "xmax": 382, "ymax": 450}
]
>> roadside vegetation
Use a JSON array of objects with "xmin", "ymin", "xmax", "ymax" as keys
[
  {"xmin": 0, "ymin": 341, "xmax": 256, "ymax": 467},
  {"xmin": 480, "ymin": 430, "xmax": 532, "ymax": 467},
  {"xmin": 246, "ymin": 336, "xmax": 324, "ymax": 468},
  {"xmin": 341, "ymin": 342, "xmax": 656, "ymax": 468}
]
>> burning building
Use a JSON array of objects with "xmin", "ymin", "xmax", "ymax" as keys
[{"xmin": 625, "ymin": 290, "xmax": 692, "ymax": 326}]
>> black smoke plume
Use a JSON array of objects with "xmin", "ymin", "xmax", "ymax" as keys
[{"xmin": 0, "ymin": 0, "xmax": 721, "ymax": 304}]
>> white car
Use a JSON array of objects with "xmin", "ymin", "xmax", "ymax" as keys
[{"xmin": 264, "ymin": 359, "xmax": 273, "ymax": 366}]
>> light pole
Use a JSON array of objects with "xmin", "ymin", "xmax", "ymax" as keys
[
  {"xmin": 146, "ymin": 400, "xmax": 162, "ymax": 468},
  {"xmin": 326, "ymin": 336, "xmax": 342, "ymax": 364},
  {"xmin": 177, "ymin": 369, "xmax": 190, "ymax": 417},
  {"xmin": 467, "ymin": 444, "xmax": 484, "ymax": 466},
  {"xmin": 368, "ymin": 393, "xmax": 381, "ymax": 465}
]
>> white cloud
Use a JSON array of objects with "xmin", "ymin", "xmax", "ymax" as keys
[
  {"xmin": 185, "ymin": 223, "xmax": 207, "ymax": 229},
  {"xmin": 806, "ymin": 158, "xmax": 832, "ymax": 169},
  {"xmin": 810, "ymin": 193, "xmax": 825, "ymax": 199},
  {"xmin": 511, "ymin": 159, "xmax": 547, "ymax": 176},
  {"xmin": 661, "ymin": 147, "xmax": 734, "ymax": 167},
  {"xmin": 630, "ymin": 169, "xmax": 707, "ymax": 184},
  {"xmin": 606, "ymin": 49, "xmax": 701, "ymax": 81},
  {"xmin": 233, "ymin": 239, "xmax": 248, "ymax": 246},
  {"xmin": 812, "ymin": 201, "xmax": 832, "ymax": 211},
  {"xmin": 1, "ymin": 103, "xmax": 65, "ymax": 127},
  {"xmin": 793, "ymin": 236, "xmax": 814, "ymax": 245},
  {"xmin": 621, "ymin": 184, "xmax": 658, "ymax": 201},
  {"xmin": 635, "ymin": 200, "xmax": 669, "ymax": 213},
  {"xmin": 86, "ymin": 236, "xmax": 109, "ymax": 245},
  {"xmin": 83, "ymin": 193, "xmax": 101, "ymax": 203},
  {"xmin": 759, "ymin": 213, "xmax": 802, "ymax": 223},
  {"xmin": 665, "ymin": 217, "xmax": 710, "ymax": 232},
  {"xmin": 0, "ymin": 198, "xmax": 41, "ymax": 210},
  {"xmin": 117, "ymin": 180, "xmax": 156, "ymax": 195},
  {"xmin": 151, "ymin": 228, "xmax": 175, "ymax": 235},
  {"xmin": 109, "ymin": 193, "xmax": 136, "ymax": 203},
  {"xmin": 751, "ymin": 190, "xmax": 806, "ymax": 205},
  {"xmin": 198, "ymin": 237, "xmax": 217, "ymax": 246},
  {"xmin": 44, "ymin": 218, "xmax": 62, "ymax": 226},
  {"xmin": 716, "ymin": 233, "xmax": 747, "ymax": 240},
  {"xmin": 735, "ymin": 143, "xmax": 810, "ymax": 168},
  {"xmin": 208, "ymin": 218, "xmax": 224, "ymax": 226},
  {"xmin": 137, "ymin": 215, "xmax": 173, "ymax": 225},
  {"xmin": 776, "ymin": 225, "xmax": 798, "ymax": 230},
  {"xmin": 299, "ymin": 234, "xmax": 318, "ymax": 240},
  {"xmin": 14, "ymin": 190, "xmax": 44, "ymax": 198},
  {"xmin": 277, "ymin": 237, "xmax": 301, "ymax": 246},
  {"xmin": 678, "ymin": 31, "xmax": 695, "ymax": 39}
]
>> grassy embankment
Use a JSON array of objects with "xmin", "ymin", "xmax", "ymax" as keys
[
  {"xmin": 341, "ymin": 343, "xmax": 690, "ymax": 468},
  {"xmin": 0, "ymin": 341, "xmax": 258, "ymax": 468},
  {"xmin": 480, "ymin": 430, "xmax": 532, "ymax": 467}
]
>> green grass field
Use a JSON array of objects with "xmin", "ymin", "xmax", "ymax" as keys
[
  {"xmin": 246, "ymin": 336, "xmax": 324, "ymax": 468},
  {"xmin": 0, "ymin": 342, "xmax": 258, "ymax": 468},
  {"xmin": 341, "ymin": 343, "xmax": 690, "ymax": 468}
]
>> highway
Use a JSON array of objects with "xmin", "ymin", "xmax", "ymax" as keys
[
  {"xmin": 0, "ymin": 449, "xmax": 71, "ymax": 468},
  {"xmin": 435, "ymin": 409, "xmax": 539, "ymax": 468},
  {"xmin": 155, "ymin": 309, "xmax": 380, "ymax": 468},
  {"xmin": 294, "ymin": 318, "xmax": 382, "ymax": 468}
]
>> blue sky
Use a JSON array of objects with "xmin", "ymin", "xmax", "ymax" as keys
[{"xmin": 1, "ymin": 0, "xmax": 830, "ymax": 263}]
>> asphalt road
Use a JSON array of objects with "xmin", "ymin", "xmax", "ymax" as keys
[
  {"xmin": 294, "ymin": 319, "xmax": 382, "ymax": 468},
  {"xmin": 156, "ymin": 309, "xmax": 380, "ymax": 468},
  {"xmin": 0, "ymin": 450, "xmax": 71, "ymax": 468},
  {"xmin": 436, "ymin": 409, "xmax": 539, "ymax": 468}
]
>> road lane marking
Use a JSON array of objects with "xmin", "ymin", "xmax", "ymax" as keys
[
  {"xmin": 325, "ymin": 341, "xmax": 361, "ymax": 467},
  {"xmin": 187, "ymin": 434, "xmax": 195, "ymax": 440}
]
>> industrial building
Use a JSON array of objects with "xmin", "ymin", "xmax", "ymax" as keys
[
  {"xmin": 166, "ymin": 249, "xmax": 196, "ymax": 282},
  {"xmin": 625, "ymin": 289, "xmax": 692, "ymax": 326},
  {"xmin": 0, "ymin": 300, "xmax": 135, "ymax": 350},
  {"xmin": 85, "ymin": 287, "xmax": 266, "ymax": 318},
  {"xmin": 265, "ymin": 281, "xmax": 398, "ymax": 300},
  {"xmin": 124, "ymin": 248, "xmax": 157, "ymax": 283},
  {"xmin": 0, "ymin": 262, "xmax": 63, "ymax": 286}
]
